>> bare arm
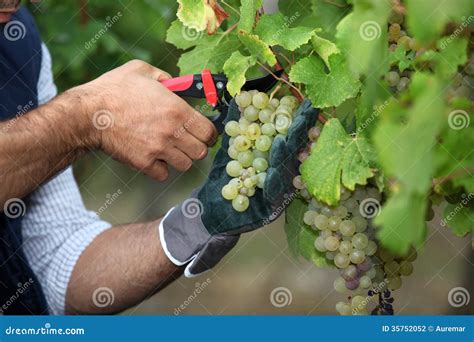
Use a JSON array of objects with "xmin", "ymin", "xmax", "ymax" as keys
[
  {"xmin": 65, "ymin": 219, "xmax": 182, "ymax": 314},
  {"xmin": 0, "ymin": 60, "xmax": 217, "ymax": 208}
]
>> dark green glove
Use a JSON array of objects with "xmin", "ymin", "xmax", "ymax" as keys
[{"xmin": 159, "ymin": 99, "xmax": 318, "ymax": 277}]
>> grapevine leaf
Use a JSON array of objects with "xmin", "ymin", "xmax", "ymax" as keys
[
  {"xmin": 254, "ymin": 13, "xmax": 317, "ymax": 51},
  {"xmin": 289, "ymin": 54, "xmax": 361, "ymax": 108},
  {"xmin": 177, "ymin": 0, "xmax": 228, "ymax": 34},
  {"xmin": 442, "ymin": 202, "xmax": 474, "ymax": 237},
  {"xmin": 284, "ymin": 197, "xmax": 331, "ymax": 267},
  {"xmin": 405, "ymin": 0, "xmax": 472, "ymax": 44},
  {"xmin": 223, "ymin": 51, "xmax": 257, "ymax": 96},
  {"xmin": 375, "ymin": 191, "xmax": 427, "ymax": 255},
  {"xmin": 311, "ymin": 34, "xmax": 340, "ymax": 69},
  {"xmin": 238, "ymin": 0, "xmax": 263, "ymax": 32},
  {"xmin": 238, "ymin": 30, "xmax": 277, "ymax": 66},
  {"xmin": 388, "ymin": 45, "xmax": 414, "ymax": 72},
  {"xmin": 166, "ymin": 19, "xmax": 199, "ymax": 50},
  {"xmin": 177, "ymin": 33, "xmax": 241, "ymax": 74},
  {"xmin": 301, "ymin": 119, "xmax": 377, "ymax": 206},
  {"xmin": 335, "ymin": 0, "xmax": 391, "ymax": 77},
  {"xmin": 307, "ymin": 0, "xmax": 350, "ymax": 39},
  {"xmin": 435, "ymin": 37, "xmax": 468, "ymax": 79}
]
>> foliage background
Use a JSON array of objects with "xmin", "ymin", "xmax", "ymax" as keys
[{"xmin": 28, "ymin": 0, "xmax": 471, "ymax": 315}]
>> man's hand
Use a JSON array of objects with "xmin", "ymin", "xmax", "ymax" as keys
[{"xmin": 78, "ymin": 60, "xmax": 218, "ymax": 180}]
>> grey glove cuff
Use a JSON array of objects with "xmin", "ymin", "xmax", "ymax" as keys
[{"xmin": 159, "ymin": 199, "xmax": 239, "ymax": 278}]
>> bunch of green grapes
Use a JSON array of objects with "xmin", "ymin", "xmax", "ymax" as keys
[{"xmin": 221, "ymin": 91, "xmax": 299, "ymax": 212}]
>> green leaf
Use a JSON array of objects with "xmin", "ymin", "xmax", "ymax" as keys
[
  {"xmin": 406, "ymin": 0, "xmax": 472, "ymax": 44},
  {"xmin": 177, "ymin": 33, "xmax": 241, "ymax": 74},
  {"xmin": 166, "ymin": 19, "xmax": 200, "ymax": 50},
  {"xmin": 177, "ymin": 0, "xmax": 207, "ymax": 30},
  {"xmin": 388, "ymin": 45, "xmax": 414, "ymax": 72},
  {"xmin": 254, "ymin": 13, "xmax": 317, "ymax": 51},
  {"xmin": 335, "ymin": 0, "xmax": 391, "ymax": 77},
  {"xmin": 289, "ymin": 54, "xmax": 361, "ymax": 108},
  {"xmin": 238, "ymin": 30, "xmax": 277, "ymax": 66},
  {"xmin": 223, "ymin": 51, "xmax": 257, "ymax": 96},
  {"xmin": 442, "ymin": 201, "xmax": 474, "ymax": 237},
  {"xmin": 284, "ymin": 197, "xmax": 331, "ymax": 267},
  {"xmin": 301, "ymin": 119, "xmax": 377, "ymax": 206},
  {"xmin": 238, "ymin": 0, "xmax": 263, "ymax": 32},
  {"xmin": 311, "ymin": 34, "xmax": 340, "ymax": 69},
  {"xmin": 435, "ymin": 37, "xmax": 469, "ymax": 79},
  {"xmin": 375, "ymin": 191, "xmax": 427, "ymax": 255}
]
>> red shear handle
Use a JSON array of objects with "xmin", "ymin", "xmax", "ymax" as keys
[
  {"xmin": 201, "ymin": 69, "xmax": 218, "ymax": 107},
  {"xmin": 161, "ymin": 75, "xmax": 194, "ymax": 92}
]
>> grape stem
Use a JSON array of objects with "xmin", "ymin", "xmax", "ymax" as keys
[{"xmin": 220, "ymin": 0, "xmax": 240, "ymax": 16}]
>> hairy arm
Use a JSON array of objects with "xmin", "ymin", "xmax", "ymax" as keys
[{"xmin": 65, "ymin": 219, "xmax": 181, "ymax": 314}]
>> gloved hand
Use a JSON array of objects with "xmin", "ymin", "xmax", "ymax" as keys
[{"xmin": 159, "ymin": 99, "xmax": 318, "ymax": 277}]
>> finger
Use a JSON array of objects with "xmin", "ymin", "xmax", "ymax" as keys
[
  {"xmin": 183, "ymin": 110, "xmax": 218, "ymax": 146},
  {"xmin": 173, "ymin": 131, "xmax": 208, "ymax": 160},
  {"xmin": 130, "ymin": 60, "xmax": 172, "ymax": 81},
  {"xmin": 143, "ymin": 160, "xmax": 169, "ymax": 182},
  {"xmin": 163, "ymin": 148, "xmax": 193, "ymax": 172}
]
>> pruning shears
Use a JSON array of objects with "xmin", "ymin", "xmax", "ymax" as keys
[{"xmin": 161, "ymin": 68, "xmax": 283, "ymax": 133}]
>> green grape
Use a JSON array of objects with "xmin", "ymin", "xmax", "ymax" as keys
[
  {"xmin": 334, "ymin": 253, "xmax": 350, "ymax": 268},
  {"xmin": 229, "ymin": 178, "xmax": 243, "ymax": 189},
  {"xmin": 253, "ymin": 150, "xmax": 268, "ymax": 159},
  {"xmin": 226, "ymin": 160, "xmax": 243, "ymax": 177},
  {"xmin": 303, "ymin": 210, "xmax": 318, "ymax": 226},
  {"xmin": 339, "ymin": 240, "xmax": 353, "ymax": 255},
  {"xmin": 249, "ymin": 90, "xmax": 259, "ymax": 96},
  {"xmin": 237, "ymin": 151, "xmax": 254, "ymax": 167},
  {"xmin": 351, "ymin": 295, "xmax": 366, "ymax": 310},
  {"xmin": 349, "ymin": 249, "xmax": 365, "ymax": 264},
  {"xmin": 292, "ymin": 175, "xmax": 305, "ymax": 190},
  {"xmin": 275, "ymin": 115, "xmax": 291, "ymax": 134},
  {"xmin": 320, "ymin": 206, "xmax": 333, "ymax": 216},
  {"xmin": 364, "ymin": 240, "xmax": 377, "ymax": 256},
  {"xmin": 352, "ymin": 233, "xmax": 369, "ymax": 249},
  {"xmin": 335, "ymin": 206, "xmax": 348, "ymax": 218},
  {"xmin": 326, "ymin": 251, "xmax": 336, "ymax": 260},
  {"xmin": 235, "ymin": 91, "xmax": 252, "ymax": 107},
  {"xmin": 308, "ymin": 126, "xmax": 321, "ymax": 141},
  {"xmin": 246, "ymin": 123, "xmax": 261, "ymax": 140},
  {"xmin": 238, "ymin": 121, "xmax": 249, "ymax": 135},
  {"xmin": 229, "ymin": 137, "xmax": 235, "ymax": 146},
  {"xmin": 366, "ymin": 187, "xmax": 382, "ymax": 201},
  {"xmin": 227, "ymin": 145, "xmax": 239, "ymax": 159},
  {"xmin": 252, "ymin": 92, "xmax": 269, "ymax": 109},
  {"xmin": 261, "ymin": 123, "xmax": 276, "ymax": 136},
  {"xmin": 399, "ymin": 261, "xmax": 413, "ymax": 276},
  {"xmin": 252, "ymin": 157, "xmax": 268, "ymax": 172},
  {"xmin": 340, "ymin": 220, "xmax": 356, "ymax": 236},
  {"xmin": 239, "ymin": 187, "xmax": 248, "ymax": 195},
  {"xmin": 225, "ymin": 121, "xmax": 240, "ymax": 137},
  {"xmin": 280, "ymin": 95, "xmax": 298, "ymax": 109},
  {"xmin": 388, "ymin": 10, "xmax": 403, "ymax": 24},
  {"xmin": 352, "ymin": 216, "xmax": 368, "ymax": 232},
  {"xmin": 404, "ymin": 247, "xmax": 417, "ymax": 262},
  {"xmin": 398, "ymin": 35, "xmax": 412, "ymax": 50},
  {"xmin": 334, "ymin": 277, "xmax": 347, "ymax": 294},
  {"xmin": 354, "ymin": 188, "xmax": 366, "ymax": 200},
  {"xmin": 258, "ymin": 108, "xmax": 274, "ymax": 123},
  {"xmin": 232, "ymin": 194, "xmax": 249, "ymax": 212},
  {"xmin": 379, "ymin": 248, "xmax": 394, "ymax": 262},
  {"xmin": 256, "ymin": 172, "xmax": 267, "ymax": 189},
  {"xmin": 324, "ymin": 236, "xmax": 340, "ymax": 251},
  {"xmin": 385, "ymin": 71, "xmax": 400, "ymax": 86},
  {"xmin": 221, "ymin": 184, "xmax": 238, "ymax": 200},
  {"xmin": 243, "ymin": 105, "xmax": 259, "ymax": 122},
  {"xmin": 344, "ymin": 198, "xmax": 358, "ymax": 211},
  {"xmin": 340, "ymin": 187, "xmax": 351, "ymax": 200},
  {"xmin": 255, "ymin": 135, "xmax": 272, "ymax": 152},
  {"xmin": 359, "ymin": 275, "xmax": 372, "ymax": 289},
  {"xmin": 247, "ymin": 187, "xmax": 256, "ymax": 197},
  {"xmin": 269, "ymin": 98, "xmax": 280, "ymax": 108},
  {"xmin": 234, "ymin": 135, "xmax": 252, "ymax": 151},
  {"xmin": 384, "ymin": 260, "xmax": 400, "ymax": 276},
  {"xmin": 314, "ymin": 236, "xmax": 327, "ymax": 252},
  {"xmin": 320, "ymin": 229, "xmax": 332, "ymax": 238},
  {"xmin": 388, "ymin": 276, "xmax": 402, "ymax": 290},
  {"xmin": 314, "ymin": 214, "xmax": 329, "ymax": 230},
  {"xmin": 397, "ymin": 77, "xmax": 410, "ymax": 92},
  {"xmin": 246, "ymin": 167, "xmax": 256, "ymax": 177},
  {"xmin": 328, "ymin": 216, "xmax": 341, "ymax": 231},
  {"xmin": 275, "ymin": 106, "xmax": 292, "ymax": 117}
]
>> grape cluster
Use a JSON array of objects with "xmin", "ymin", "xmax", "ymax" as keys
[{"xmin": 222, "ymin": 91, "xmax": 299, "ymax": 212}]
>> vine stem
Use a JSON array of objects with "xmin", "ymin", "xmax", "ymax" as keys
[
  {"xmin": 220, "ymin": 0, "xmax": 240, "ymax": 16},
  {"xmin": 432, "ymin": 167, "xmax": 474, "ymax": 186}
]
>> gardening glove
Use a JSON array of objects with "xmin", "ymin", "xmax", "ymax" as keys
[{"xmin": 159, "ymin": 99, "xmax": 318, "ymax": 277}]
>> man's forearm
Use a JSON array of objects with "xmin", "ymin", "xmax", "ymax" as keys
[
  {"xmin": 0, "ymin": 88, "xmax": 97, "ymax": 207},
  {"xmin": 65, "ymin": 219, "xmax": 181, "ymax": 314}
]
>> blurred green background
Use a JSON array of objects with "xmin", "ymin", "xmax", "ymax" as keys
[{"xmin": 28, "ymin": 0, "xmax": 471, "ymax": 316}]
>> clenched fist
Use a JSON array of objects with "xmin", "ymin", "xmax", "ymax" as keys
[{"xmin": 75, "ymin": 60, "xmax": 217, "ymax": 181}]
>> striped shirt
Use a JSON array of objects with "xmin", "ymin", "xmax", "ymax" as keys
[{"xmin": 21, "ymin": 43, "xmax": 112, "ymax": 315}]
